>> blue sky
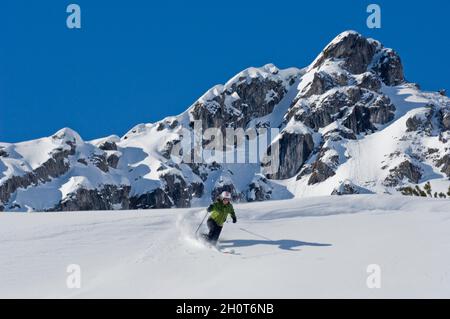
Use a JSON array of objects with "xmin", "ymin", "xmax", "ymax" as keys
[{"xmin": 1, "ymin": 0, "xmax": 449, "ymax": 142}]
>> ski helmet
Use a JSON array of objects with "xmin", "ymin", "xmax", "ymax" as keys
[{"xmin": 220, "ymin": 191, "xmax": 232, "ymax": 200}]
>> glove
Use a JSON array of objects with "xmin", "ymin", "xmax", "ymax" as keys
[{"xmin": 232, "ymin": 217, "xmax": 237, "ymax": 224}]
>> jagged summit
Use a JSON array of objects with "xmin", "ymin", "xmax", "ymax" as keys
[
  {"xmin": 310, "ymin": 30, "xmax": 404, "ymax": 85},
  {"xmin": 1, "ymin": 31, "xmax": 449, "ymax": 212}
]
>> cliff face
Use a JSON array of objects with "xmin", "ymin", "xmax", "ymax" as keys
[{"xmin": 1, "ymin": 31, "xmax": 449, "ymax": 212}]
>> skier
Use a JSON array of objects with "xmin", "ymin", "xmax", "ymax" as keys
[{"xmin": 204, "ymin": 191, "xmax": 237, "ymax": 245}]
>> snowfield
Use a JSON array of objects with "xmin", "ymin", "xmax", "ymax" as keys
[{"xmin": 1, "ymin": 195, "xmax": 449, "ymax": 299}]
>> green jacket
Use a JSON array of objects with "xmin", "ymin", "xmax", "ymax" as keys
[{"xmin": 208, "ymin": 201, "xmax": 236, "ymax": 227}]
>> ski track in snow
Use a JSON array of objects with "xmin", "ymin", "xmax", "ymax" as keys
[{"xmin": 1, "ymin": 195, "xmax": 449, "ymax": 298}]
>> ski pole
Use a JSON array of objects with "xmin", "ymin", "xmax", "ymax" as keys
[
  {"xmin": 239, "ymin": 227, "xmax": 273, "ymax": 241},
  {"xmin": 195, "ymin": 210, "xmax": 209, "ymax": 235}
]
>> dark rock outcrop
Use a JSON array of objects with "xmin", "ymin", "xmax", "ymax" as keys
[
  {"xmin": 313, "ymin": 31, "xmax": 403, "ymax": 85},
  {"xmin": 191, "ymin": 182, "xmax": 204, "ymax": 198},
  {"xmin": 356, "ymin": 72, "xmax": 382, "ymax": 92},
  {"xmin": 156, "ymin": 122, "xmax": 165, "ymax": 131},
  {"xmin": 90, "ymin": 153, "xmax": 109, "ymax": 173},
  {"xmin": 52, "ymin": 185, "xmax": 131, "ymax": 211},
  {"xmin": 369, "ymin": 96, "xmax": 396, "ymax": 124},
  {"xmin": 371, "ymin": 49, "xmax": 404, "ymax": 86},
  {"xmin": 290, "ymin": 88, "xmax": 357, "ymax": 130},
  {"xmin": 98, "ymin": 141, "xmax": 118, "ymax": 151},
  {"xmin": 324, "ymin": 128, "xmax": 357, "ymax": 141},
  {"xmin": 130, "ymin": 188, "xmax": 173, "ymax": 209},
  {"xmin": 107, "ymin": 153, "xmax": 120, "ymax": 169},
  {"xmin": 265, "ymin": 132, "xmax": 314, "ymax": 180},
  {"xmin": 296, "ymin": 164, "xmax": 313, "ymax": 180},
  {"xmin": 0, "ymin": 148, "xmax": 8, "ymax": 158},
  {"xmin": 188, "ymin": 163, "xmax": 213, "ymax": 181},
  {"xmin": 331, "ymin": 180, "xmax": 361, "ymax": 195},
  {"xmin": 384, "ymin": 160, "xmax": 422, "ymax": 186},
  {"xmin": 438, "ymin": 109, "xmax": 450, "ymax": 131},
  {"xmin": 247, "ymin": 176, "xmax": 272, "ymax": 202},
  {"xmin": 0, "ymin": 144, "xmax": 75, "ymax": 205},
  {"xmin": 190, "ymin": 68, "xmax": 297, "ymax": 132},
  {"xmin": 289, "ymin": 87, "xmax": 395, "ymax": 134},
  {"xmin": 169, "ymin": 120, "xmax": 179, "ymax": 129},
  {"xmin": 161, "ymin": 139, "xmax": 182, "ymax": 160},
  {"xmin": 77, "ymin": 158, "xmax": 88, "ymax": 166},
  {"xmin": 160, "ymin": 172, "xmax": 192, "ymax": 208},
  {"xmin": 406, "ymin": 115, "xmax": 426, "ymax": 132},
  {"xmin": 436, "ymin": 155, "xmax": 450, "ymax": 178},
  {"xmin": 313, "ymin": 31, "xmax": 378, "ymax": 74},
  {"xmin": 405, "ymin": 106, "xmax": 444, "ymax": 135},
  {"xmin": 299, "ymin": 72, "xmax": 339, "ymax": 97},
  {"xmin": 342, "ymin": 104, "xmax": 376, "ymax": 134},
  {"xmin": 308, "ymin": 161, "xmax": 336, "ymax": 185}
]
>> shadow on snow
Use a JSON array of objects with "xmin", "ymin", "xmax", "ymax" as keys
[{"xmin": 220, "ymin": 239, "xmax": 332, "ymax": 251}]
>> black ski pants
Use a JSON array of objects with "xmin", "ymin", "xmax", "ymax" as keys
[{"xmin": 207, "ymin": 218, "xmax": 223, "ymax": 245}]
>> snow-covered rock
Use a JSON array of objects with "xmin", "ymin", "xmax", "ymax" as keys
[{"xmin": 1, "ymin": 31, "xmax": 449, "ymax": 211}]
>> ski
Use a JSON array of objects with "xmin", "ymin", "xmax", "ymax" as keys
[{"xmin": 218, "ymin": 248, "xmax": 237, "ymax": 255}]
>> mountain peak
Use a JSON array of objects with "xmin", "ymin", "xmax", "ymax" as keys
[
  {"xmin": 329, "ymin": 30, "xmax": 363, "ymax": 43},
  {"xmin": 311, "ymin": 31, "xmax": 378, "ymax": 73},
  {"xmin": 52, "ymin": 127, "xmax": 83, "ymax": 144},
  {"xmin": 1, "ymin": 31, "xmax": 447, "ymax": 213},
  {"xmin": 309, "ymin": 31, "xmax": 404, "ymax": 86}
]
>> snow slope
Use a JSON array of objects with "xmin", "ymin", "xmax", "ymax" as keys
[{"xmin": 1, "ymin": 195, "xmax": 449, "ymax": 298}]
